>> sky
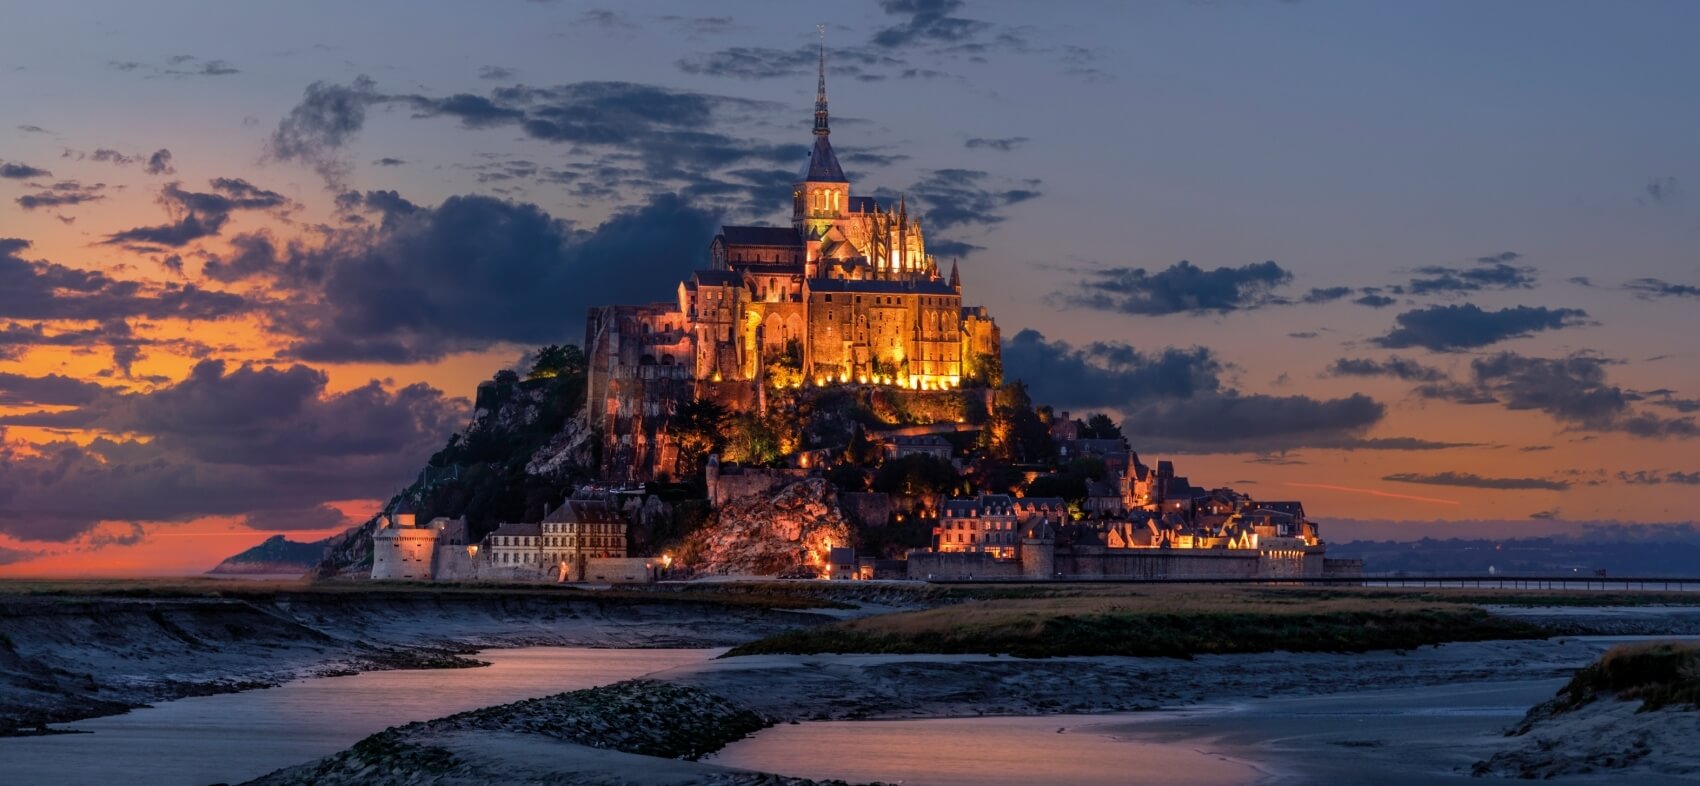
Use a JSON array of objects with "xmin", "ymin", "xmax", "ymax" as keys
[{"xmin": 1, "ymin": 0, "xmax": 1697, "ymax": 576}]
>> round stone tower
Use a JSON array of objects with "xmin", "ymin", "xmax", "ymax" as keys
[{"xmin": 1020, "ymin": 517, "xmax": 1056, "ymax": 580}]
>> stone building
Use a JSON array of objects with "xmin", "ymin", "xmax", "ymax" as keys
[
  {"xmin": 587, "ymin": 42, "xmax": 1002, "ymax": 480},
  {"xmin": 540, "ymin": 497, "xmax": 628, "ymax": 581}
]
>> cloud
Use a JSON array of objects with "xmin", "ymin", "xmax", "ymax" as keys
[
  {"xmin": 252, "ymin": 191, "xmax": 721, "ymax": 363},
  {"xmin": 1060, "ymin": 260, "xmax": 1293, "ymax": 316},
  {"xmin": 1429, "ymin": 352, "xmax": 1700, "ymax": 438},
  {"xmin": 1373, "ymin": 303, "xmax": 1588, "ymax": 351},
  {"xmin": 267, "ymin": 75, "xmax": 382, "ymax": 188},
  {"xmin": 0, "ymin": 160, "xmax": 50, "ymax": 179},
  {"xmin": 1642, "ymin": 176, "xmax": 1680, "ymax": 205},
  {"xmin": 1391, "ymin": 252, "xmax": 1536, "ymax": 296},
  {"xmin": 964, "ymin": 136, "xmax": 1028, "ymax": 152},
  {"xmin": 0, "ymin": 372, "xmax": 116, "ymax": 406},
  {"xmin": 0, "ymin": 359, "xmax": 464, "ymax": 540},
  {"xmin": 888, "ymin": 168, "xmax": 1041, "ymax": 230},
  {"xmin": 89, "ymin": 148, "xmax": 141, "ymax": 165},
  {"xmin": 1326, "ymin": 356, "xmax": 1447, "ymax": 383},
  {"xmin": 15, "ymin": 180, "xmax": 105, "ymax": 210},
  {"xmin": 477, "ymin": 66, "xmax": 516, "ymax": 81},
  {"xmin": 145, "ymin": 148, "xmax": 175, "ymax": 175},
  {"xmin": 0, "ymin": 545, "xmax": 41, "ymax": 565},
  {"xmin": 1383, "ymin": 471, "xmax": 1569, "ymax": 491},
  {"xmin": 1300, "ymin": 286, "xmax": 1353, "ymax": 304},
  {"xmin": 677, "ymin": 46, "xmax": 814, "ymax": 79},
  {"xmin": 104, "ymin": 178, "xmax": 291, "ymax": 248},
  {"xmin": 1624, "ymin": 278, "xmax": 1700, "ymax": 299},
  {"xmin": 0, "ymin": 238, "xmax": 248, "ymax": 322},
  {"xmin": 1617, "ymin": 470, "xmax": 1700, "ymax": 486},
  {"xmin": 872, "ymin": 0, "xmax": 989, "ymax": 49},
  {"xmin": 1354, "ymin": 293, "xmax": 1397, "ymax": 308},
  {"xmin": 372, "ymin": 157, "xmax": 406, "ymax": 167},
  {"xmin": 1003, "ymin": 329, "xmax": 1385, "ymax": 452}
]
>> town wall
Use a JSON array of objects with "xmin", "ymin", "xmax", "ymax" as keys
[{"xmin": 906, "ymin": 551, "xmax": 1024, "ymax": 580}]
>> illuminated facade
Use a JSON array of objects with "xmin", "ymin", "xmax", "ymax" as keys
[{"xmin": 586, "ymin": 39, "xmax": 1001, "ymax": 409}]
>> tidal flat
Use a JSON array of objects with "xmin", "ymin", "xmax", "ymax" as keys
[{"xmin": 4, "ymin": 580, "xmax": 1700, "ymax": 785}]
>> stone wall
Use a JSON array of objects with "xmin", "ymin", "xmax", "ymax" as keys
[
  {"xmin": 906, "ymin": 550, "xmax": 1024, "ymax": 580},
  {"xmin": 576, "ymin": 557, "xmax": 655, "ymax": 584},
  {"xmin": 839, "ymin": 491, "xmax": 895, "ymax": 528}
]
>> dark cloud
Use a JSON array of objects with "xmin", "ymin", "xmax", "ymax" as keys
[
  {"xmin": 1326, "ymin": 356, "xmax": 1447, "ymax": 382},
  {"xmin": 372, "ymin": 157, "xmax": 406, "ymax": 167},
  {"xmin": 270, "ymin": 76, "xmax": 796, "ymax": 204},
  {"xmin": 0, "ymin": 372, "xmax": 115, "ymax": 407},
  {"xmin": 0, "ymin": 320, "xmax": 167, "ymax": 374},
  {"xmin": 1624, "ymin": 278, "xmax": 1700, "ymax": 299},
  {"xmin": 104, "ymin": 178, "xmax": 291, "ymax": 248},
  {"xmin": 1391, "ymin": 252, "xmax": 1536, "ymax": 296},
  {"xmin": 1354, "ymin": 293, "xmax": 1397, "ymax": 308},
  {"xmin": 84, "ymin": 523, "xmax": 147, "ymax": 549},
  {"xmin": 964, "ymin": 136, "xmax": 1028, "ymax": 152},
  {"xmin": 0, "ymin": 544, "xmax": 41, "ymax": 565},
  {"xmin": 0, "ymin": 359, "xmax": 463, "ymax": 540},
  {"xmin": 1004, "ymin": 329, "xmax": 1385, "ymax": 452},
  {"xmin": 1060, "ymin": 260, "xmax": 1292, "ymax": 316},
  {"xmin": 872, "ymin": 0, "xmax": 989, "ymax": 49},
  {"xmin": 0, "ymin": 160, "xmax": 51, "ymax": 179},
  {"xmin": 88, "ymin": 148, "xmax": 140, "ymax": 165},
  {"xmin": 884, "ymin": 168, "xmax": 1041, "ymax": 231},
  {"xmin": 256, "ymin": 191, "xmax": 720, "ymax": 363},
  {"xmin": 927, "ymin": 238, "xmax": 985, "ymax": 259},
  {"xmin": 267, "ymin": 75, "xmax": 381, "ymax": 188},
  {"xmin": 15, "ymin": 180, "xmax": 105, "ymax": 210},
  {"xmin": 1383, "ymin": 471, "xmax": 1569, "ymax": 491},
  {"xmin": 16, "ymin": 125, "xmax": 49, "ymax": 134},
  {"xmin": 0, "ymin": 238, "xmax": 247, "ymax": 323},
  {"xmin": 477, "ymin": 65, "xmax": 516, "ymax": 81},
  {"xmin": 1288, "ymin": 331, "xmax": 1319, "ymax": 339},
  {"xmin": 1618, "ymin": 470, "xmax": 1700, "ymax": 486},
  {"xmin": 577, "ymin": 8, "xmax": 635, "ymax": 28},
  {"xmin": 1373, "ymin": 303, "xmax": 1588, "ymax": 352},
  {"xmin": 1301, "ymin": 286, "xmax": 1353, "ymax": 304},
  {"xmin": 1428, "ymin": 352, "xmax": 1700, "ymax": 438},
  {"xmin": 145, "ymin": 148, "xmax": 175, "ymax": 175}
]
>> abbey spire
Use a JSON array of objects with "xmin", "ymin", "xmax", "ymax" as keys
[{"xmin": 814, "ymin": 24, "xmax": 830, "ymax": 137}]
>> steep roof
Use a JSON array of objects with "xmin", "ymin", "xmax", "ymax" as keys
[
  {"xmin": 543, "ymin": 499, "xmax": 621, "ymax": 524},
  {"xmin": 808, "ymin": 278, "xmax": 956, "ymax": 296},
  {"xmin": 720, "ymin": 225, "xmax": 802, "ymax": 247},
  {"xmin": 800, "ymin": 134, "xmax": 848, "ymax": 183}
]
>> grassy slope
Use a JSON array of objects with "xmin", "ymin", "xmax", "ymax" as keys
[
  {"xmin": 726, "ymin": 586, "xmax": 1551, "ymax": 658},
  {"xmin": 1548, "ymin": 641, "xmax": 1700, "ymax": 714}
]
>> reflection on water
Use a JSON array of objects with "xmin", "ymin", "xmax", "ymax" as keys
[
  {"xmin": 0, "ymin": 647, "xmax": 716, "ymax": 786},
  {"xmin": 711, "ymin": 714, "xmax": 1262, "ymax": 786}
]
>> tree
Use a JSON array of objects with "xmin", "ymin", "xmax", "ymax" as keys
[
  {"xmin": 982, "ymin": 381, "xmax": 1055, "ymax": 463},
  {"xmin": 723, "ymin": 412, "xmax": 782, "ymax": 466},
  {"xmin": 671, "ymin": 397, "xmax": 728, "ymax": 477},
  {"xmin": 1025, "ymin": 473, "xmax": 1089, "ymax": 505},
  {"xmin": 872, "ymin": 454, "xmax": 962, "ymax": 497},
  {"xmin": 966, "ymin": 351, "xmax": 1003, "ymax": 387},
  {"xmin": 528, "ymin": 344, "xmax": 586, "ymax": 380},
  {"xmin": 1082, "ymin": 413, "xmax": 1123, "ymax": 440}
]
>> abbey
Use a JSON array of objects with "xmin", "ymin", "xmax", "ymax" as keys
[{"xmin": 587, "ymin": 45, "xmax": 1001, "ymax": 479}]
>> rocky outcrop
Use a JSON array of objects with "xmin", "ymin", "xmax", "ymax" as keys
[
  {"xmin": 688, "ymin": 479, "xmax": 854, "ymax": 576},
  {"xmin": 524, "ymin": 416, "xmax": 595, "ymax": 479},
  {"xmin": 208, "ymin": 534, "xmax": 324, "ymax": 576}
]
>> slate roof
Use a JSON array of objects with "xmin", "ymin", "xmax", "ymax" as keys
[
  {"xmin": 488, "ymin": 521, "xmax": 540, "ymax": 538},
  {"xmin": 800, "ymin": 134, "xmax": 848, "ymax": 183},
  {"xmin": 720, "ymin": 226, "xmax": 802, "ymax": 247},
  {"xmin": 693, "ymin": 270, "xmax": 745, "ymax": 287},
  {"xmin": 543, "ymin": 499, "xmax": 620, "ymax": 524}
]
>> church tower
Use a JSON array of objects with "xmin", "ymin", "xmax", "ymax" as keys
[{"xmin": 793, "ymin": 26, "xmax": 848, "ymax": 243}]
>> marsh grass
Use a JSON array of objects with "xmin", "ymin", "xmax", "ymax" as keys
[
  {"xmin": 725, "ymin": 590, "xmax": 1548, "ymax": 658},
  {"xmin": 1552, "ymin": 641, "xmax": 1700, "ymax": 713}
]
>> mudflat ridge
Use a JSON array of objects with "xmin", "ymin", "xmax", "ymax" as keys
[{"xmin": 0, "ymin": 590, "xmax": 825, "ymax": 735}]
